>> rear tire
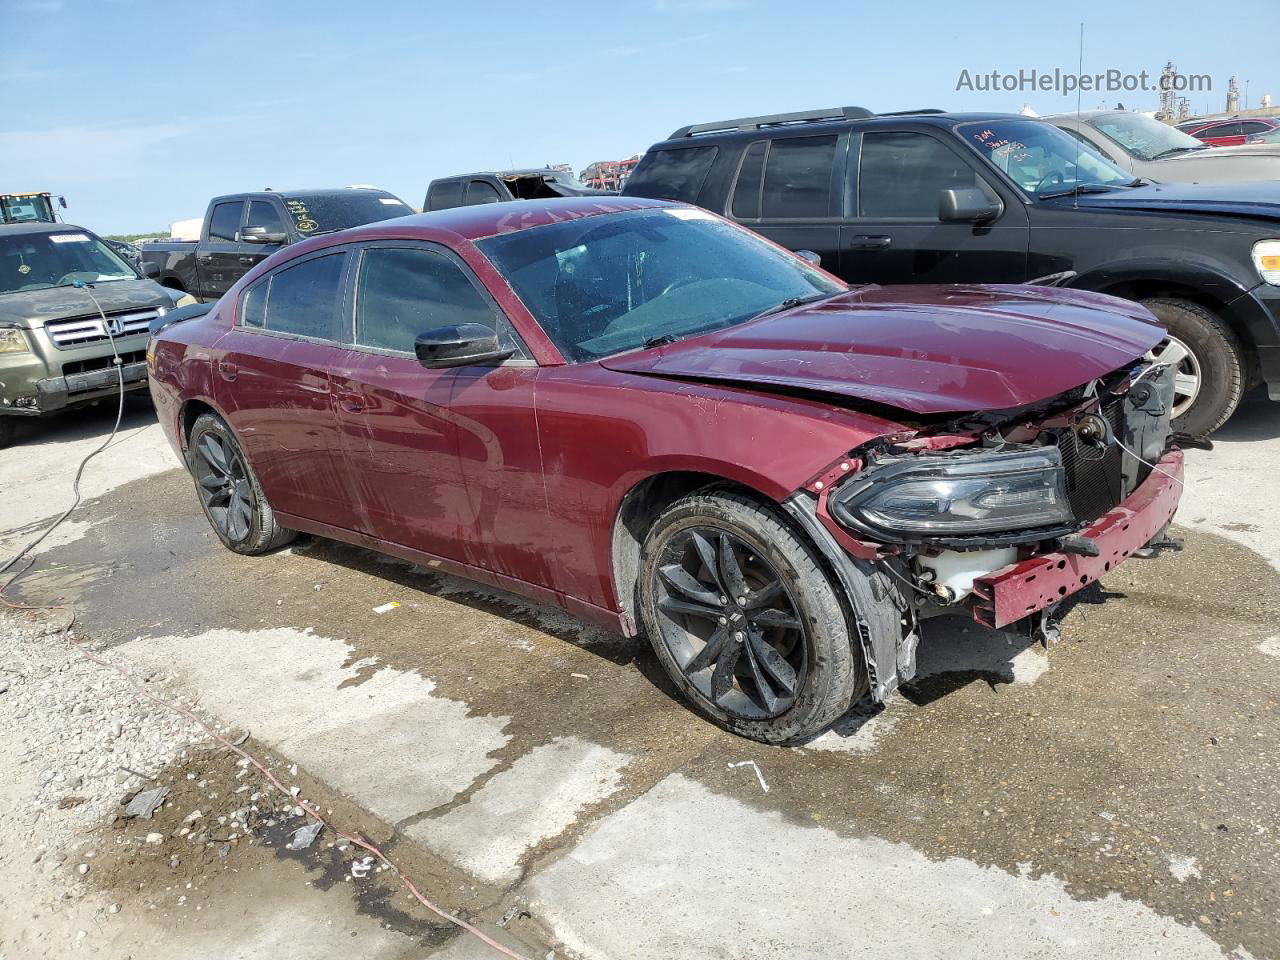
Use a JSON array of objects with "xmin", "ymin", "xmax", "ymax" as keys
[
  {"xmin": 187, "ymin": 412, "xmax": 295, "ymax": 555},
  {"xmin": 638, "ymin": 489, "xmax": 868, "ymax": 744},
  {"xmin": 1140, "ymin": 297, "xmax": 1244, "ymax": 439}
]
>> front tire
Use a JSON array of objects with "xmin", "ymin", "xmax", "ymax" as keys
[
  {"xmin": 1141, "ymin": 297, "xmax": 1244, "ymax": 439},
  {"xmin": 187, "ymin": 412, "xmax": 295, "ymax": 555},
  {"xmin": 638, "ymin": 489, "xmax": 868, "ymax": 744}
]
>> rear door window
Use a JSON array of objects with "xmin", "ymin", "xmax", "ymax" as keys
[
  {"xmin": 257, "ymin": 252, "xmax": 349, "ymax": 341},
  {"xmin": 427, "ymin": 181, "xmax": 465, "ymax": 210},
  {"xmin": 208, "ymin": 201, "xmax": 244, "ymax": 242},
  {"xmin": 1238, "ymin": 121, "xmax": 1271, "ymax": 135},
  {"xmin": 859, "ymin": 132, "xmax": 990, "ymax": 219},
  {"xmin": 464, "ymin": 180, "xmax": 504, "ymax": 205},
  {"xmin": 760, "ymin": 135, "xmax": 838, "ymax": 219},
  {"xmin": 353, "ymin": 245, "xmax": 524, "ymax": 356},
  {"xmin": 625, "ymin": 146, "xmax": 719, "ymax": 204}
]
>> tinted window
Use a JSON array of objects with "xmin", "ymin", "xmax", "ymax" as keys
[
  {"xmin": 282, "ymin": 193, "xmax": 411, "ymax": 235},
  {"xmin": 1238, "ymin": 121, "xmax": 1270, "ymax": 135},
  {"xmin": 208, "ymin": 201, "xmax": 244, "ymax": 242},
  {"xmin": 240, "ymin": 280, "xmax": 267, "ymax": 328},
  {"xmin": 465, "ymin": 180, "xmax": 503, "ymax": 205},
  {"xmin": 624, "ymin": 146, "xmax": 718, "ymax": 204},
  {"xmin": 730, "ymin": 141, "xmax": 767, "ymax": 219},
  {"xmin": 1205, "ymin": 122, "xmax": 1241, "ymax": 137},
  {"xmin": 427, "ymin": 181, "xmax": 465, "ymax": 211},
  {"xmin": 246, "ymin": 200, "xmax": 286, "ymax": 233},
  {"xmin": 862, "ymin": 132, "xmax": 993, "ymax": 217},
  {"xmin": 261, "ymin": 253, "xmax": 348, "ymax": 340},
  {"xmin": 355, "ymin": 246, "xmax": 504, "ymax": 353},
  {"xmin": 761, "ymin": 136, "xmax": 837, "ymax": 218}
]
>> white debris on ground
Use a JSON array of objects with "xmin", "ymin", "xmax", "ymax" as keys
[
  {"xmin": 1169, "ymin": 854, "xmax": 1203, "ymax": 882},
  {"xmin": 1258, "ymin": 636, "xmax": 1280, "ymax": 659},
  {"xmin": 0, "ymin": 611, "xmax": 196, "ymax": 956}
]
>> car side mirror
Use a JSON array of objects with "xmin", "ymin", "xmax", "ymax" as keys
[
  {"xmin": 939, "ymin": 188, "xmax": 1003, "ymax": 223},
  {"xmin": 794, "ymin": 249, "xmax": 822, "ymax": 266},
  {"xmin": 415, "ymin": 323, "xmax": 516, "ymax": 369},
  {"xmin": 238, "ymin": 226, "xmax": 288, "ymax": 244}
]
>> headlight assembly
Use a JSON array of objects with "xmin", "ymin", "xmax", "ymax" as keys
[
  {"xmin": 830, "ymin": 447, "xmax": 1072, "ymax": 540},
  {"xmin": 1253, "ymin": 239, "xmax": 1280, "ymax": 286},
  {"xmin": 0, "ymin": 328, "xmax": 30, "ymax": 355}
]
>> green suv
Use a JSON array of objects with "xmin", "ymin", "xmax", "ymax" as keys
[{"xmin": 0, "ymin": 222, "xmax": 184, "ymax": 447}]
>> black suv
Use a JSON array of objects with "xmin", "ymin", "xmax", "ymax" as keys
[{"xmin": 623, "ymin": 106, "xmax": 1280, "ymax": 437}]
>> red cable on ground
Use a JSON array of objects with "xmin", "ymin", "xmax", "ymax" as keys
[{"xmin": 67, "ymin": 642, "xmax": 535, "ymax": 960}]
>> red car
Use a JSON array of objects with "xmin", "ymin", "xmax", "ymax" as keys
[
  {"xmin": 1181, "ymin": 116, "xmax": 1280, "ymax": 147},
  {"xmin": 148, "ymin": 197, "xmax": 1183, "ymax": 744}
]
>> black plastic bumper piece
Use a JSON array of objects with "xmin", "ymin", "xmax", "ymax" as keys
[{"xmin": 35, "ymin": 360, "xmax": 148, "ymax": 412}]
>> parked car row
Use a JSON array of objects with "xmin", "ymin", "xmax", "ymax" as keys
[{"xmin": 619, "ymin": 106, "xmax": 1280, "ymax": 439}]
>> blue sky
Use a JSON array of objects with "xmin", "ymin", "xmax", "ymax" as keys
[{"xmin": 3, "ymin": 0, "xmax": 1273, "ymax": 233}]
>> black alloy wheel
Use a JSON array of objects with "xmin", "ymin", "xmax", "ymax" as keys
[
  {"xmin": 194, "ymin": 431, "xmax": 255, "ymax": 542},
  {"xmin": 653, "ymin": 526, "xmax": 808, "ymax": 720}
]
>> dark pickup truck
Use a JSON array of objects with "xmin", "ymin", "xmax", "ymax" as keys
[
  {"xmin": 424, "ymin": 169, "xmax": 604, "ymax": 211},
  {"xmin": 141, "ymin": 187, "xmax": 413, "ymax": 301}
]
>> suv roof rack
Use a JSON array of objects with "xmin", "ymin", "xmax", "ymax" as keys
[
  {"xmin": 876, "ymin": 108, "xmax": 945, "ymax": 117},
  {"xmin": 669, "ymin": 106, "xmax": 874, "ymax": 139}
]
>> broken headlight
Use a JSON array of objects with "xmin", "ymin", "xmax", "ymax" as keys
[{"xmin": 830, "ymin": 447, "xmax": 1071, "ymax": 539}]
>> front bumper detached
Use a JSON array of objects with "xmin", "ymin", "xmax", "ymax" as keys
[
  {"xmin": 32, "ymin": 360, "xmax": 149, "ymax": 414},
  {"xmin": 971, "ymin": 448, "xmax": 1184, "ymax": 629}
]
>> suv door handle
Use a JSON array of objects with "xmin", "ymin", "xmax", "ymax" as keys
[
  {"xmin": 217, "ymin": 360, "xmax": 238, "ymax": 382},
  {"xmin": 336, "ymin": 391, "xmax": 366, "ymax": 413},
  {"xmin": 850, "ymin": 235, "xmax": 892, "ymax": 250}
]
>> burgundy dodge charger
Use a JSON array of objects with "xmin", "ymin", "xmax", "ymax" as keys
[{"xmin": 148, "ymin": 196, "xmax": 1183, "ymax": 744}]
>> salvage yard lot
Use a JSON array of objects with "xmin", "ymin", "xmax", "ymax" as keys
[{"xmin": 1, "ymin": 395, "xmax": 1278, "ymax": 959}]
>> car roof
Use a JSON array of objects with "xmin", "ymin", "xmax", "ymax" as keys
[
  {"xmin": 0, "ymin": 221, "xmax": 95, "ymax": 238},
  {"xmin": 335, "ymin": 195, "xmax": 672, "ymax": 244},
  {"xmin": 434, "ymin": 169, "xmax": 574, "ymax": 182},
  {"xmin": 210, "ymin": 188, "xmax": 398, "ymax": 203},
  {"xmin": 646, "ymin": 110, "xmax": 1037, "ymax": 149}
]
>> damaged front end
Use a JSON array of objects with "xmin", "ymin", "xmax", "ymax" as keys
[{"xmin": 785, "ymin": 360, "xmax": 1184, "ymax": 701}]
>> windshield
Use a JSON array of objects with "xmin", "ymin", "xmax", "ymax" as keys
[
  {"xmin": 477, "ymin": 208, "xmax": 845, "ymax": 362},
  {"xmin": 959, "ymin": 119, "xmax": 1136, "ymax": 197},
  {"xmin": 1086, "ymin": 112, "xmax": 1207, "ymax": 161},
  {"xmin": 282, "ymin": 192, "xmax": 414, "ymax": 235},
  {"xmin": 0, "ymin": 231, "xmax": 137, "ymax": 294}
]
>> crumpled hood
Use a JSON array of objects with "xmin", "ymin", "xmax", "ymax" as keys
[
  {"xmin": 0, "ymin": 280, "xmax": 173, "ymax": 329},
  {"xmin": 1053, "ymin": 180, "xmax": 1280, "ymax": 219},
  {"xmin": 600, "ymin": 285, "xmax": 1165, "ymax": 415}
]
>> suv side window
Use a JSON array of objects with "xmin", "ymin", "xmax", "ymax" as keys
[
  {"xmin": 1207, "ymin": 122, "xmax": 1241, "ymax": 137},
  {"xmin": 465, "ymin": 180, "xmax": 504, "ymax": 205},
  {"xmin": 760, "ymin": 135, "xmax": 838, "ymax": 218},
  {"xmin": 208, "ymin": 201, "xmax": 244, "ymax": 242},
  {"xmin": 730, "ymin": 141, "xmax": 768, "ymax": 219},
  {"xmin": 255, "ymin": 252, "xmax": 349, "ymax": 341},
  {"xmin": 859, "ymin": 132, "xmax": 990, "ymax": 219},
  {"xmin": 427, "ymin": 181, "xmax": 465, "ymax": 211},
  {"xmin": 625, "ymin": 146, "xmax": 718, "ymax": 204},
  {"xmin": 1238, "ymin": 121, "xmax": 1270, "ymax": 135},
  {"xmin": 354, "ymin": 246, "xmax": 524, "ymax": 356},
  {"xmin": 246, "ymin": 200, "xmax": 287, "ymax": 233}
]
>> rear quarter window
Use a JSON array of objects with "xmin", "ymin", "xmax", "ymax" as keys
[
  {"xmin": 241, "ymin": 252, "xmax": 349, "ymax": 341},
  {"xmin": 624, "ymin": 146, "xmax": 719, "ymax": 204}
]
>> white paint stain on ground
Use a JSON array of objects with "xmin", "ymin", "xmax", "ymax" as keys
[
  {"xmin": 408, "ymin": 737, "xmax": 630, "ymax": 885},
  {"xmin": 1258, "ymin": 636, "xmax": 1280, "ymax": 659},
  {"xmin": 528, "ymin": 774, "xmax": 1231, "ymax": 960},
  {"xmin": 1010, "ymin": 646, "xmax": 1050, "ymax": 684},
  {"xmin": 119, "ymin": 627, "xmax": 510, "ymax": 824},
  {"xmin": 1169, "ymin": 854, "xmax": 1202, "ymax": 882},
  {"xmin": 806, "ymin": 703, "xmax": 899, "ymax": 754}
]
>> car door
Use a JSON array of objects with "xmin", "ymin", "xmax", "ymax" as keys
[
  {"xmin": 726, "ymin": 134, "xmax": 844, "ymax": 270},
  {"xmin": 328, "ymin": 240, "xmax": 546, "ymax": 579},
  {"xmin": 212, "ymin": 247, "xmax": 359, "ymax": 529},
  {"xmin": 839, "ymin": 129, "xmax": 1029, "ymax": 285},
  {"xmin": 197, "ymin": 200, "xmax": 249, "ymax": 300}
]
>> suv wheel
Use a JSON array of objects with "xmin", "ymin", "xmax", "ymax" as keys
[
  {"xmin": 187, "ymin": 412, "xmax": 295, "ymax": 555},
  {"xmin": 638, "ymin": 489, "xmax": 868, "ymax": 744},
  {"xmin": 1140, "ymin": 297, "xmax": 1244, "ymax": 439}
]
